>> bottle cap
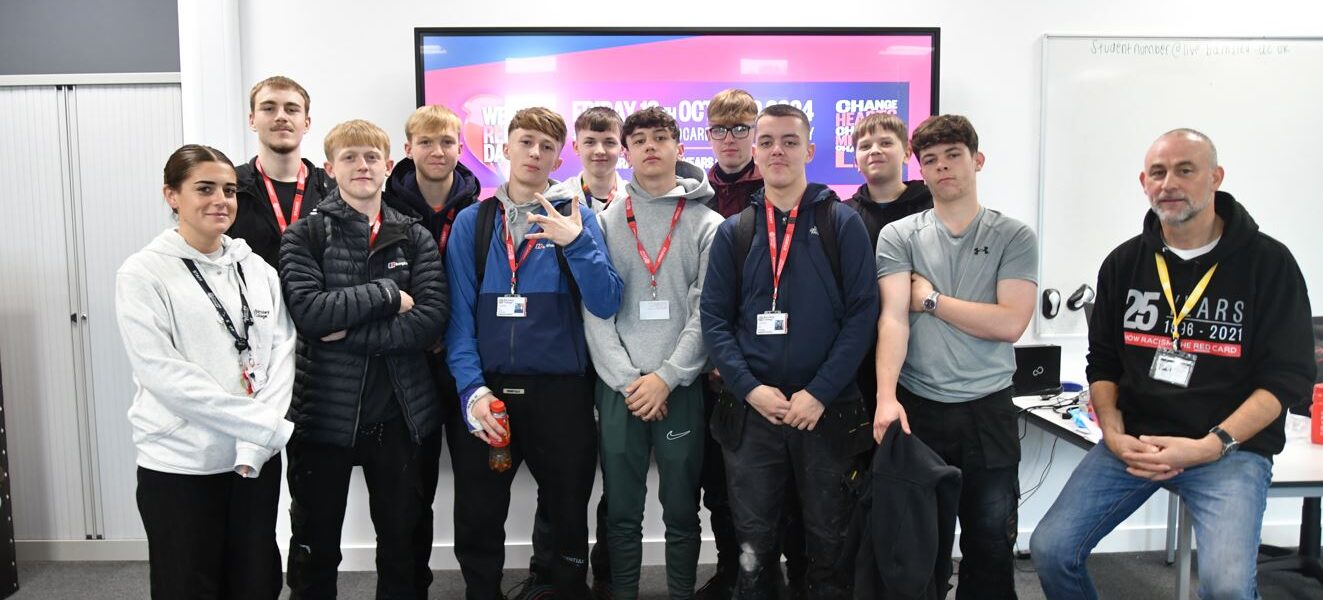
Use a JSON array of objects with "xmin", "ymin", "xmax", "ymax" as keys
[{"xmin": 490, "ymin": 399, "xmax": 506, "ymax": 413}]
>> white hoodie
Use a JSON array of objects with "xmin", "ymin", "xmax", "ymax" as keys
[{"xmin": 115, "ymin": 229, "xmax": 296, "ymax": 477}]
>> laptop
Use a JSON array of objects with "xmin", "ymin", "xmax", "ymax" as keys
[{"xmin": 1014, "ymin": 344, "xmax": 1063, "ymax": 396}]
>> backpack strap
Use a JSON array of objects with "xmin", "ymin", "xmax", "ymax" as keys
[
  {"xmin": 473, "ymin": 197, "xmax": 581, "ymax": 307},
  {"xmin": 814, "ymin": 199, "xmax": 844, "ymax": 291},
  {"xmin": 733, "ymin": 200, "xmax": 844, "ymax": 294},
  {"xmin": 307, "ymin": 210, "xmax": 331, "ymax": 268},
  {"xmin": 733, "ymin": 204, "xmax": 758, "ymax": 294},
  {"xmin": 474, "ymin": 198, "xmax": 499, "ymax": 292}
]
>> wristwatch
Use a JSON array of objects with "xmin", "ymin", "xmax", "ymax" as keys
[
  {"xmin": 922, "ymin": 291, "xmax": 941, "ymax": 313},
  {"xmin": 1209, "ymin": 426, "xmax": 1239, "ymax": 457}
]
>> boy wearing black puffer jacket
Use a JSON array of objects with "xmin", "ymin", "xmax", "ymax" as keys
[{"xmin": 280, "ymin": 119, "xmax": 448, "ymax": 600}]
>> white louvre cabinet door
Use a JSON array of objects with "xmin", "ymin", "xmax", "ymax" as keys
[
  {"xmin": 70, "ymin": 84, "xmax": 182, "ymax": 540},
  {"xmin": 0, "ymin": 86, "xmax": 90, "ymax": 541}
]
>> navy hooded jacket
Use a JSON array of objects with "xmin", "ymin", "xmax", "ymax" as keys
[{"xmin": 700, "ymin": 183, "xmax": 880, "ymax": 405}]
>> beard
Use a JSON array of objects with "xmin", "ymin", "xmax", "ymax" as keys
[{"xmin": 1150, "ymin": 198, "xmax": 1201, "ymax": 225}]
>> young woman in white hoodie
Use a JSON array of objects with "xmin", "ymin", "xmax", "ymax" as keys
[{"xmin": 115, "ymin": 144, "xmax": 296, "ymax": 599}]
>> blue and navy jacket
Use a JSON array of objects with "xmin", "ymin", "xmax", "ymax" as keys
[
  {"xmin": 700, "ymin": 184, "xmax": 879, "ymax": 406},
  {"xmin": 444, "ymin": 194, "xmax": 622, "ymax": 419}
]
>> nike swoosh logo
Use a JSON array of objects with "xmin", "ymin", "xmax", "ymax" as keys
[{"xmin": 666, "ymin": 430, "xmax": 691, "ymax": 441}]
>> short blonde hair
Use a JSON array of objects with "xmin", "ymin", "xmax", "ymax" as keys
[
  {"xmin": 405, "ymin": 105, "xmax": 462, "ymax": 143},
  {"xmin": 507, "ymin": 107, "xmax": 567, "ymax": 145},
  {"xmin": 708, "ymin": 88, "xmax": 758, "ymax": 124},
  {"xmin": 324, "ymin": 119, "xmax": 391, "ymax": 160}
]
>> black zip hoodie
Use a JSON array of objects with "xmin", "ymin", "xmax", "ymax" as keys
[
  {"xmin": 844, "ymin": 180, "xmax": 933, "ymax": 249},
  {"xmin": 385, "ymin": 158, "xmax": 482, "ymax": 249},
  {"xmin": 1086, "ymin": 191, "xmax": 1316, "ymax": 457}
]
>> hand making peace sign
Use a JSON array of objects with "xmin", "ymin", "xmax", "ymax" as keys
[{"xmin": 525, "ymin": 193, "xmax": 584, "ymax": 247}]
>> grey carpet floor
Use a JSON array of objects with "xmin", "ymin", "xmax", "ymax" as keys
[{"xmin": 8, "ymin": 553, "xmax": 1323, "ymax": 599}]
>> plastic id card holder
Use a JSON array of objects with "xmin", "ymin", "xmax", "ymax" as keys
[
  {"xmin": 1149, "ymin": 347, "xmax": 1196, "ymax": 387},
  {"xmin": 496, "ymin": 295, "xmax": 528, "ymax": 318},
  {"xmin": 639, "ymin": 300, "xmax": 670, "ymax": 321},
  {"xmin": 756, "ymin": 311, "xmax": 789, "ymax": 335}
]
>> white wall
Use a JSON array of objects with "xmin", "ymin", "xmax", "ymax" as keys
[{"xmin": 197, "ymin": 0, "xmax": 1323, "ymax": 568}]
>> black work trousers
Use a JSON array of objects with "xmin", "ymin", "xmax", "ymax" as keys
[
  {"xmin": 286, "ymin": 417, "xmax": 423, "ymax": 600},
  {"xmin": 898, "ymin": 385, "xmax": 1021, "ymax": 600},
  {"xmin": 450, "ymin": 374, "xmax": 597, "ymax": 600}
]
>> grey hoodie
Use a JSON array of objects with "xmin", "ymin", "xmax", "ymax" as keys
[
  {"xmin": 584, "ymin": 160, "xmax": 722, "ymax": 391},
  {"xmin": 545, "ymin": 171, "xmax": 630, "ymax": 213},
  {"xmin": 495, "ymin": 179, "xmax": 558, "ymax": 248},
  {"xmin": 115, "ymin": 230, "xmax": 296, "ymax": 476}
]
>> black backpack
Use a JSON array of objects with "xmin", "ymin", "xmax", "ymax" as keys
[
  {"xmin": 733, "ymin": 199, "xmax": 844, "ymax": 294},
  {"xmin": 472, "ymin": 197, "xmax": 582, "ymax": 306}
]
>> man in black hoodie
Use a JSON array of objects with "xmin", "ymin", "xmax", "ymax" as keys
[
  {"xmin": 229, "ymin": 76, "xmax": 335, "ymax": 267},
  {"xmin": 843, "ymin": 112, "xmax": 932, "ymax": 411},
  {"xmin": 384, "ymin": 104, "xmax": 481, "ymax": 598},
  {"xmin": 1032, "ymin": 129, "xmax": 1316, "ymax": 600}
]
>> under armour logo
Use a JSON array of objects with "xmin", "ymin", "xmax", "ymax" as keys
[
  {"xmin": 809, "ymin": 226, "xmax": 819, "ymax": 236},
  {"xmin": 973, "ymin": 246, "xmax": 990, "ymax": 255}
]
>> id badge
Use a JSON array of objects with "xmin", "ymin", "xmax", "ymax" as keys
[
  {"xmin": 496, "ymin": 295, "xmax": 528, "ymax": 318},
  {"xmin": 639, "ymin": 300, "xmax": 671, "ymax": 321},
  {"xmin": 756, "ymin": 311, "xmax": 789, "ymax": 335},
  {"xmin": 1149, "ymin": 347, "xmax": 1196, "ymax": 387},
  {"xmin": 240, "ymin": 351, "xmax": 267, "ymax": 394}
]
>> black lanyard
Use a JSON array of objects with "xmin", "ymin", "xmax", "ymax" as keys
[{"xmin": 182, "ymin": 258, "xmax": 252, "ymax": 352}]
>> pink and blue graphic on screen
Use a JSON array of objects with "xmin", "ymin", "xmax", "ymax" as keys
[{"xmin": 419, "ymin": 33, "xmax": 936, "ymax": 195}]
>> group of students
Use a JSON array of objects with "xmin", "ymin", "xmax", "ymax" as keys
[{"xmin": 113, "ymin": 73, "xmax": 1317, "ymax": 600}]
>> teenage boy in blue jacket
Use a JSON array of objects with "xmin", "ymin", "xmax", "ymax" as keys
[
  {"xmin": 700, "ymin": 104, "xmax": 879, "ymax": 600},
  {"xmin": 443, "ymin": 106, "xmax": 623, "ymax": 600}
]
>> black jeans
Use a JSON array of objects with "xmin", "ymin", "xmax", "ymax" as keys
[
  {"xmin": 723, "ymin": 412, "xmax": 855, "ymax": 600},
  {"xmin": 286, "ymin": 417, "xmax": 423, "ymax": 600},
  {"xmin": 136, "ymin": 454, "xmax": 283, "ymax": 600},
  {"xmin": 414, "ymin": 357, "xmax": 458, "ymax": 599},
  {"xmin": 450, "ymin": 374, "xmax": 597, "ymax": 600},
  {"xmin": 700, "ymin": 381, "xmax": 740, "ymax": 569},
  {"xmin": 898, "ymin": 385, "xmax": 1020, "ymax": 600}
]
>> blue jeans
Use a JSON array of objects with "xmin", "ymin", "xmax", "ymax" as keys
[{"xmin": 1031, "ymin": 443, "xmax": 1272, "ymax": 600}]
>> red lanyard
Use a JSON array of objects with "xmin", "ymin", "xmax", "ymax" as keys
[
  {"xmin": 498, "ymin": 204, "xmax": 538, "ymax": 294},
  {"xmin": 436, "ymin": 207, "xmax": 457, "ymax": 256},
  {"xmin": 765, "ymin": 199, "xmax": 800, "ymax": 311},
  {"xmin": 368, "ymin": 211, "xmax": 383, "ymax": 249},
  {"xmin": 256, "ymin": 159, "xmax": 306, "ymax": 232},
  {"xmin": 624, "ymin": 196, "xmax": 686, "ymax": 299}
]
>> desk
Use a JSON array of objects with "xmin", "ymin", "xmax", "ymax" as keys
[{"xmin": 1015, "ymin": 395, "xmax": 1323, "ymax": 599}]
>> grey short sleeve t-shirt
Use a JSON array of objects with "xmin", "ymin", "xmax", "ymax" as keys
[{"xmin": 875, "ymin": 206, "xmax": 1038, "ymax": 402}]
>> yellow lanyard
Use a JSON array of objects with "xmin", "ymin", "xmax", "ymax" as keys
[{"xmin": 1154, "ymin": 253, "xmax": 1218, "ymax": 351}]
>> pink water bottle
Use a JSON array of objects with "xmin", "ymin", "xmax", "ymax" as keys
[{"xmin": 1311, "ymin": 384, "xmax": 1323, "ymax": 445}]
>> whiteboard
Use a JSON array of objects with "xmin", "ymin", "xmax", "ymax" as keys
[{"xmin": 1036, "ymin": 36, "xmax": 1323, "ymax": 336}]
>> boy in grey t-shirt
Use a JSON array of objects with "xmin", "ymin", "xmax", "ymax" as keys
[{"xmin": 872, "ymin": 115, "xmax": 1038, "ymax": 600}]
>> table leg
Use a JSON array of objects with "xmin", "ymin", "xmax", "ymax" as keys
[
  {"xmin": 1166, "ymin": 492, "xmax": 1179, "ymax": 565},
  {"xmin": 1176, "ymin": 503, "xmax": 1193, "ymax": 600}
]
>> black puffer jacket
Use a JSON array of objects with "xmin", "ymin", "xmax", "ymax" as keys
[{"xmin": 279, "ymin": 191, "xmax": 449, "ymax": 447}]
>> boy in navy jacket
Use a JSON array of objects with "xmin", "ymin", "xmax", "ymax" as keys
[
  {"xmin": 700, "ymin": 104, "xmax": 879, "ymax": 600},
  {"xmin": 443, "ymin": 106, "xmax": 622, "ymax": 600}
]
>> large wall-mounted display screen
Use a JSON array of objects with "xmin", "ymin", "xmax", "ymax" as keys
[{"xmin": 415, "ymin": 28, "xmax": 939, "ymax": 196}]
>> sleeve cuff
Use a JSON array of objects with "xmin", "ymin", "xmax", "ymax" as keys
[
  {"xmin": 462, "ymin": 386, "xmax": 493, "ymax": 432},
  {"xmin": 266, "ymin": 418, "xmax": 295, "ymax": 451},
  {"xmin": 234, "ymin": 442, "xmax": 273, "ymax": 478}
]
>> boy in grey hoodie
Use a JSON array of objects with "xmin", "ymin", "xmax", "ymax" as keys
[{"xmin": 584, "ymin": 107, "xmax": 722, "ymax": 600}]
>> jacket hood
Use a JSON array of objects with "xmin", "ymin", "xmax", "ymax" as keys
[
  {"xmin": 751, "ymin": 182, "xmax": 839, "ymax": 209},
  {"xmin": 623, "ymin": 160, "xmax": 716, "ymax": 204},
  {"xmin": 1140, "ymin": 191, "xmax": 1257, "ymax": 262},
  {"xmin": 145, "ymin": 228, "xmax": 253, "ymax": 264},
  {"xmin": 386, "ymin": 158, "xmax": 481, "ymax": 218},
  {"xmin": 848, "ymin": 180, "xmax": 930, "ymax": 207}
]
